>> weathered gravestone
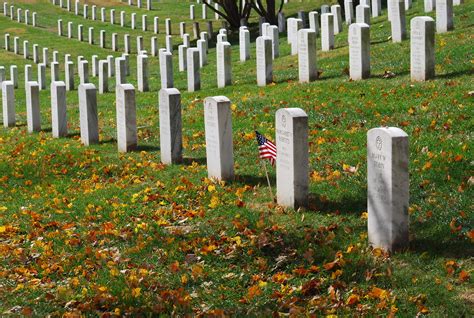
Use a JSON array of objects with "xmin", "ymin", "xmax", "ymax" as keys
[
  {"xmin": 216, "ymin": 41, "xmax": 232, "ymax": 88},
  {"xmin": 115, "ymin": 57, "xmax": 127, "ymax": 85},
  {"xmin": 65, "ymin": 61, "xmax": 74, "ymax": 91},
  {"xmin": 25, "ymin": 82, "xmax": 41, "ymax": 133},
  {"xmin": 349, "ymin": 23, "xmax": 370, "ymax": 80},
  {"xmin": 367, "ymin": 127, "xmax": 409, "ymax": 252},
  {"xmin": 411, "ymin": 17, "xmax": 435, "ymax": 81},
  {"xmin": 331, "ymin": 5, "xmax": 343, "ymax": 34},
  {"xmin": 78, "ymin": 83, "xmax": 99, "ymax": 145},
  {"xmin": 256, "ymin": 36, "xmax": 273, "ymax": 87},
  {"xmin": 276, "ymin": 108, "xmax": 309, "ymax": 209},
  {"xmin": 239, "ymin": 27, "xmax": 250, "ymax": 62},
  {"xmin": 298, "ymin": 29, "xmax": 317, "ymax": 83},
  {"xmin": 2, "ymin": 80, "xmax": 15, "ymax": 127},
  {"xmin": 98, "ymin": 60, "xmax": 108, "ymax": 94},
  {"xmin": 321, "ymin": 13, "xmax": 335, "ymax": 51},
  {"xmin": 436, "ymin": 0, "xmax": 453, "ymax": 33},
  {"xmin": 159, "ymin": 49, "xmax": 173, "ymax": 88},
  {"xmin": 356, "ymin": 5, "xmax": 371, "ymax": 25},
  {"xmin": 309, "ymin": 11, "xmax": 320, "ymax": 35},
  {"xmin": 204, "ymin": 96, "xmax": 234, "ymax": 181},
  {"xmin": 51, "ymin": 81, "xmax": 68, "ymax": 137},
  {"xmin": 345, "ymin": 0, "xmax": 355, "ymax": 24},
  {"xmin": 137, "ymin": 54, "xmax": 149, "ymax": 92},
  {"xmin": 37, "ymin": 64, "xmax": 46, "ymax": 90},
  {"xmin": 187, "ymin": 48, "xmax": 200, "ymax": 92},
  {"xmin": 159, "ymin": 88, "xmax": 182, "ymax": 164},
  {"xmin": 390, "ymin": 0, "xmax": 406, "ymax": 42},
  {"xmin": 372, "ymin": 0, "xmax": 382, "ymax": 17},
  {"xmin": 10, "ymin": 65, "xmax": 18, "ymax": 89},
  {"xmin": 116, "ymin": 84, "xmax": 137, "ymax": 152}
]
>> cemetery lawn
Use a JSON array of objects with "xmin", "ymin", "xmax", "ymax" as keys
[{"xmin": 0, "ymin": 0, "xmax": 473, "ymax": 316}]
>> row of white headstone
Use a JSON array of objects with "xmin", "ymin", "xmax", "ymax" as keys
[
  {"xmin": 2, "ymin": 2, "xmax": 38, "ymax": 26},
  {"xmin": 51, "ymin": 0, "xmax": 153, "ymax": 12},
  {"xmin": 2, "ymin": 36, "xmax": 156, "ymax": 95},
  {"xmin": 0, "ymin": 78, "xmax": 410, "ymax": 253},
  {"xmin": 189, "ymin": 3, "xmax": 221, "ymax": 21},
  {"xmin": 49, "ymin": 0, "xmax": 223, "ymax": 37}
]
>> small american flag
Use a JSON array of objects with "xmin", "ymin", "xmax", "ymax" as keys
[{"xmin": 255, "ymin": 131, "xmax": 277, "ymax": 166}]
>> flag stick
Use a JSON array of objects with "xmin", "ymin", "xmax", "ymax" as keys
[{"xmin": 261, "ymin": 160, "xmax": 275, "ymax": 202}]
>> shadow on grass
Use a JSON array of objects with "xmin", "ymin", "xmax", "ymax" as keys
[
  {"xmin": 371, "ymin": 38, "xmax": 391, "ymax": 45},
  {"xmin": 67, "ymin": 132, "xmax": 80, "ymax": 138},
  {"xmin": 409, "ymin": 237, "xmax": 474, "ymax": 259},
  {"xmin": 136, "ymin": 144, "xmax": 160, "ymax": 152},
  {"xmin": 181, "ymin": 157, "xmax": 207, "ymax": 165},
  {"xmin": 436, "ymin": 68, "xmax": 473, "ymax": 79},
  {"xmin": 234, "ymin": 173, "xmax": 273, "ymax": 186},
  {"xmin": 308, "ymin": 193, "xmax": 366, "ymax": 215}
]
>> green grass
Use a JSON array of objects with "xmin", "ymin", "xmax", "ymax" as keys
[{"xmin": 0, "ymin": 0, "xmax": 473, "ymax": 316}]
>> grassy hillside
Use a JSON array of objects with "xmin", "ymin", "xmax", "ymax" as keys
[{"xmin": 0, "ymin": 0, "xmax": 472, "ymax": 316}]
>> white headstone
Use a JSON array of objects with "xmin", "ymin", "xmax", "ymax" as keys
[
  {"xmin": 37, "ymin": 64, "xmax": 45, "ymax": 90},
  {"xmin": 331, "ymin": 5, "xmax": 343, "ymax": 34},
  {"xmin": 372, "ymin": 0, "xmax": 382, "ymax": 17},
  {"xmin": 256, "ymin": 36, "xmax": 273, "ymax": 86},
  {"xmin": 349, "ymin": 23, "xmax": 371, "ymax": 80},
  {"xmin": 98, "ymin": 60, "xmax": 108, "ymax": 94},
  {"xmin": 2, "ymin": 81, "xmax": 15, "ymax": 127},
  {"xmin": 116, "ymin": 84, "xmax": 137, "ymax": 152},
  {"xmin": 436, "ymin": 0, "xmax": 453, "ymax": 33},
  {"xmin": 187, "ymin": 48, "xmax": 200, "ymax": 92},
  {"xmin": 367, "ymin": 127, "xmax": 409, "ymax": 252},
  {"xmin": 51, "ymin": 81, "xmax": 68, "ymax": 137},
  {"xmin": 424, "ymin": 0, "xmax": 436, "ymax": 12},
  {"xmin": 309, "ymin": 11, "xmax": 320, "ymax": 35},
  {"xmin": 78, "ymin": 83, "xmax": 99, "ymax": 145},
  {"xmin": 321, "ymin": 13, "xmax": 335, "ymax": 51},
  {"xmin": 65, "ymin": 61, "xmax": 74, "ymax": 91},
  {"xmin": 276, "ymin": 108, "xmax": 309, "ymax": 209},
  {"xmin": 204, "ymin": 96, "xmax": 234, "ymax": 181},
  {"xmin": 390, "ymin": 0, "xmax": 406, "ymax": 42},
  {"xmin": 26, "ymin": 81, "xmax": 41, "ymax": 132},
  {"xmin": 159, "ymin": 88, "xmax": 182, "ymax": 164},
  {"xmin": 216, "ymin": 41, "xmax": 232, "ymax": 88},
  {"xmin": 159, "ymin": 49, "xmax": 173, "ymax": 88},
  {"xmin": 356, "ymin": 5, "xmax": 370, "ymax": 25},
  {"xmin": 411, "ymin": 17, "xmax": 435, "ymax": 81},
  {"xmin": 239, "ymin": 27, "xmax": 250, "ymax": 62},
  {"xmin": 137, "ymin": 54, "xmax": 149, "ymax": 92},
  {"xmin": 298, "ymin": 29, "xmax": 317, "ymax": 83}
]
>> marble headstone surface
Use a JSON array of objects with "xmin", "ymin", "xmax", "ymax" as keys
[
  {"xmin": 26, "ymin": 81, "xmax": 41, "ymax": 132},
  {"xmin": 276, "ymin": 108, "xmax": 309, "ymax": 209},
  {"xmin": 51, "ymin": 81, "xmax": 68, "ymax": 138},
  {"xmin": 159, "ymin": 88, "xmax": 183, "ymax": 165},
  {"xmin": 78, "ymin": 83, "xmax": 99, "ymax": 146},
  {"xmin": 349, "ymin": 23, "xmax": 371, "ymax": 80},
  {"xmin": 410, "ymin": 17, "xmax": 435, "ymax": 81},
  {"xmin": 204, "ymin": 96, "xmax": 234, "ymax": 181},
  {"xmin": 367, "ymin": 127, "xmax": 409, "ymax": 252},
  {"xmin": 116, "ymin": 84, "xmax": 138, "ymax": 152}
]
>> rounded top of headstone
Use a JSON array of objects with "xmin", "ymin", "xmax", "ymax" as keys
[
  {"xmin": 205, "ymin": 96, "xmax": 230, "ymax": 104},
  {"xmin": 298, "ymin": 28, "xmax": 316, "ymax": 36},
  {"xmin": 160, "ymin": 87, "xmax": 180, "ymax": 95},
  {"xmin": 52, "ymin": 81, "xmax": 66, "ymax": 87},
  {"xmin": 411, "ymin": 16, "xmax": 435, "ymax": 25},
  {"xmin": 368, "ymin": 127, "xmax": 408, "ymax": 138},
  {"xmin": 118, "ymin": 83, "xmax": 135, "ymax": 91},
  {"xmin": 276, "ymin": 108, "xmax": 308, "ymax": 118},
  {"xmin": 79, "ymin": 83, "xmax": 96, "ymax": 90},
  {"xmin": 349, "ymin": 22, "xmax": 370, "ymax": 31},
  {"xmin": 1, "ymin": 80, "xmax": 13, "ymax": 87},
  {"xmin": 26, "ymin": 81, "xmax": 39, "ymax": 87}
]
